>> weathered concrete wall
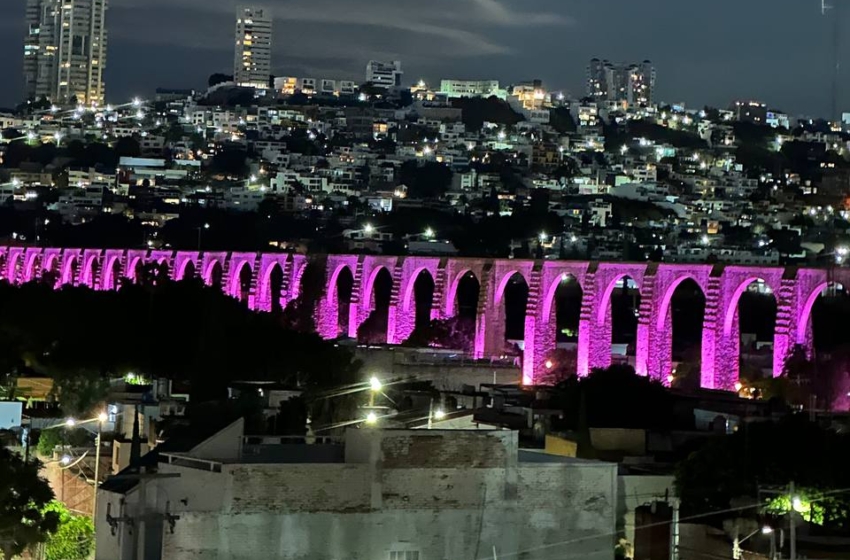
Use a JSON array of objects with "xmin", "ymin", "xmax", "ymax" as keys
[
  {"xmin": 158, "ymin": 461, "xmax": 616, "ymax": 560},
  {"xmin": 97, "ymin": 430, "xmax": 617, "ymax": 560}
]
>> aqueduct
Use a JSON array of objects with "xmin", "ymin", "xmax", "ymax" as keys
[{"xmin": 0, "ymin": 246, "xmax": 840, "ymax": 390}]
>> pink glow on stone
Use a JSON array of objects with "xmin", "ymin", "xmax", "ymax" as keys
[{"xmin": 7, "ymin": 247, "xmax": 842, "ymax": 392}]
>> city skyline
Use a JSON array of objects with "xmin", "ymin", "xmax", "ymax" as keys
[{"xmin": 0, "ymin": 0, "xmax": 847, "ymax": 115}]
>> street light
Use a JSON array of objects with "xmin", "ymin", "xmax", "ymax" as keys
[
  {"xmin": 363, "ymin": 223, "xmax": 375, "ymax": 235},
  {"xmin": 365, "ymin": 411, "xmax": 378, "ymax": 425},
  {"xmin": 733, "ymin": 526, "xmax": 772, "ymax": 559},
  {"xmin": 197, "ymin": 223, "xmax": 210, "ymax": 251}
]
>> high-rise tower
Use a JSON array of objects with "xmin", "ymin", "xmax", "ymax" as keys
[
  {"xmin": 24, "ymin": 0, "xmax": 108, "ymax": 105},
  {"xmin": 234, "ymin": 6, "xmax": 273, "ymax": 89}
]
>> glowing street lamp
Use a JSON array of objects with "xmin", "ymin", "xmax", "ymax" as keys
[
  {"xmin": 733, "ymin": 526, "xmax": 772, "ymax": 559},
  {"xmin": 539, "ymin": 232, "xmax": 548, "ymax": 243},
  {"xmin": 365, "ymin": 411, "xmax": 378, "ymax": 425},
  {"xmin": 363, "ymin": 223, "xmax": 375, "ymax": 235},
  {"xmin": 424, "ymin": 227, "xmax": 434, "ymax": 239}
]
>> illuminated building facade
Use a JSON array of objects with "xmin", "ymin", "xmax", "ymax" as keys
[
  {"xmin": 587, "ymin": 58, "xmax": 655, "ymax": 107},
  {"xmin": 24, "ymin": 0, "xmax": 108, "ymax": 105},
  {"xmin": 234, "ymin": 6, "xmax": 273, "ymax": 89},
  {"xmin": 366, "ymin": 60, "xmax": 403, "ymax": 89}
]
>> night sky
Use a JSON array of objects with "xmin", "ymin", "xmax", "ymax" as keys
[{"xmin": 0, "ymin": 0, "xmax": 846, "ymax": 116}]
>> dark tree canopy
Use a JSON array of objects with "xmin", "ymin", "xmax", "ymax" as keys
[{"xmin": 0, "ymin": 448, "xmax": 59, "ymax": 560}]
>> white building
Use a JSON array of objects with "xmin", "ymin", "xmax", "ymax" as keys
[
  {"xmin": 234, "ymin": 6, "xmax": 273, "ymax": 89},
  {"xmin": 366, "ymin": 60, "xmax": 403, "ymax": 89},
  {"xmin": 24, "ymin": 0, "xmax": 108, "ymax": 105},
  {"xmin": 96, "ymin": 422, "xmax": 617, "ymax": 560},
  {"xmin": 439, "ymin": 79, "xmax": 503, "ymax": 99}
]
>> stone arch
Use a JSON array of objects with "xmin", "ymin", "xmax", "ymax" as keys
[
  {"xmin": 266, "ymin": 262, "xmax": 285, "ymax": 313},
  {"xmin": 598, "ymin": 274, "xmax": 641, "ymax": 366},
  {"xmin": 7, "ymin": 253, "xmax": 23, "ymax": 285},
  {"xmin": 205, "ymin": 260, "xmax": 224, "ymax": 289},
  {"xmin": 83, "ymin": 256, "xmax": 100, "ymax": 289},
  {"xmin": 495, "ymin": 270, "xmax": 528, "ymax": 305},
  {"xmin": 650, "ymin": 274, "xmax": 707, "ymax": 385},
  {"xmin": 798, "ymin": 281, "xmax": 836, "ymax": 346},
  {"xmin": 103, "ymin": 256, "xmax": 121, "ymax": 290},
  {"xmin": 179, "ymin": 260, "xmax": 197, "ymax": 281},
  {"xmin": 322, "ymin": 263, "xmax": 355, "ymax": 339},
  {"xmin": 402, "ymin": 267, "xmax": 434, "ymax": 313},
  {"xmin": 446, "ymin": 269, "xmax": 480, "ymax": 319},
  {"xmin": 656, "ymin": 275, "xmax": 702, "ymax": 332},
  {"xmin": 127, "ymin": 256, "xmax": 142, "ymax": 283},
  {"xmin": 723, "ymin": 277, "xmax": 777, "ymax": 337},
  {"xmin": 230, "ymin": 261, "xmax": 253, "ymax": 302},
  {"xmin": 358, "ymin": 266, "xmax": 393, "ymax": 343},
  {"xmin": 61, "ymin": 254, "xmax": 79, "ymax": 286}
]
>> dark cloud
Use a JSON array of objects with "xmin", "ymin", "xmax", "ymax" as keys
[{"xmin": 0, "ymin": 0, "xmax": 846, "ymax": 116}]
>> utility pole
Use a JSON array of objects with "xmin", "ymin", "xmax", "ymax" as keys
[
  {"xmin": 105, "ymin": 470, "xmax": 181, "ymax": 560},
  {"xmin": 669, "ymin": 497, "xmax": 680, "ymax": 560},
  {"xmin": 790, "ymin": 481, "xmax": 797, "ymax": 560}
]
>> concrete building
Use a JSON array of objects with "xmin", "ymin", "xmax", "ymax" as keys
[
  {"xmin": 439, "ymin": 79, "xmax": 503, "ymax": 99},
  {"xmin": 24, "ymin": 0, "xmax": 108, "ymax": 105},
  {"xmin": 234, "ymin": 6, "xmax": 273, "ymax": 89},
  {"xmin": 96, "ymin": 420, "xmax": 617, "ymax": 560},
  {"xmin": 586, "ymin": 59, "xmax": 655, "ymax": 107},
  {"xmin": 366, "ymin": 60, "xmax": 403, "ymax": 89}
]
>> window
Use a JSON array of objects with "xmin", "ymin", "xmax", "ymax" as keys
[{"xmin": 389, "ymin": 552, "xmax": 420, "ymax": 560}]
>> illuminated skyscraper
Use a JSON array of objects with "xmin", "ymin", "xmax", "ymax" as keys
[
  {"xmin": 24, "ymin": 0, "xmax": 108, "ymax": 106},
  {"xmin": 586, "ymin": 58, "xmax": 655, "ymax": 107},
  {"xmin": 234, "ymin": 6, "xmax": 273, "ymax": 89}
]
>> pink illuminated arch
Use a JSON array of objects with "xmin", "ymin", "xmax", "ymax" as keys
[
  {"xmin": 402, "ymin": 267, "xmax": 434, "ymax": 313},
  {"xmin": 596, "ymin": 274, "xmax": 640, "ymax": 324},
  {"xmin": 445, "ymin": 269, "xmax": 477, "ymax": 317},
  {"xmin": 82, "ymin": 256, "xmax": 100, "ymax": 288},
  {"xmin": 6, "ymin": 253, "xmax": 22, "ymax": 285},
  {"xmin": 326, "ymin": 263, "xmax": 355, "ymax": 303},
  {"xmin": 102, "ymin": 256, "xmax": 121, "ymax": 290},
  {"xmin": 260, "ymin": 261, "xmax": 284, "ymax": 304},
  {"xmin": 177, "ymin": 259, "xmax": 197, "ymax": 281},
  {"xmin": 61, "ymin": 255, "xmax": 79, "ymax": 286},
  {"xmin": 362, "ymin": 265, "xmax": 391, "ymax": 309},
  {"xmin": 541, "ymin": 272, "xmax": 582, "ymax": 320},
  {"xmin": 203, "ymin": 259, "xmax": 224, "ymax": 287},
  {"xmin": 722, "ymin": 277, "xmax": 776, "ymax": 336},
  {"xmin": 495, "ymin": 270, "xmax": 527, "ymax": 305},
  {"xmin": 656, "ymin": 274, "xmax": 703, "ymax": 331},
  {"xmin": 796, "ymin": 282, "xmax": 842, "ymax": 345}
]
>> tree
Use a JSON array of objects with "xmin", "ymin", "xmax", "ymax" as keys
[
  {"xmin": 676, "ymin": 416, "xmax": 850, "ymax": 529},
  {"xmin": 41, "ymin": 501, "xmax": 94, "ymax": 560},
  {"xmin": 35, "ymin": 428, "xmax": 91, "ymax": 457},
  {"xmin": 208, "ymin": 73, "xmax": 233, "ymax": 88},
  {"xmin": 113, "ymin": 136, "xmax": 141, "ymax": 158},
  {"xmin": 0, "ymin": 447, "xmax": 59, "ymax": 560}
]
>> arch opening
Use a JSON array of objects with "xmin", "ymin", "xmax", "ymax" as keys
[
  {"xmin": 503, "ymin": 272, "xmax": 529, "ymax": 349},
  {"xmin": 358, "ymin": 267, "xmax": 392, "ymax": 344},
  {"xmin": 267, "ymin": 263, "xmax": 284, "ymax": 313},
  {"xmin": 545, "ymin": 273, "xmax": 583, "ymax": 380},
  {"xmin": 105, "ymin": 258, "xmax": 120, "ymax": 290},
  {"xmin": 734, "ymin": 279, "xmax": 777, "ymax": 383},
  {"xmin": 237, "ymin": 263, "xmax": 253, "ymax": 303},
  {"xmin": 208, "ymin": 261, "xmax": 223, "ymax": 289},
  {"xmin": 335, "ymin": 266, "xmax": 354, "ymax": 336},
  {"xmin": 666, "ymin": 278, "xmax": 706, "ymax": 389},
  {"xmin": 609, "ymin": 276, "xmax": 640, "ymax": 366},
  {"xmin": 64, "ymin": 256, "xmax": 79, "ymax": 287},
  {"xmin": 85, "ymin": 258, "xmax": 99, "ymax": 289},
  {"xmin": 181, "ymin": 260, "xmax": 197, "ymax": 281},
  {"xmin": 411, "ymin": 270, "xmax": 435, "ymax": 331},
  {"xmin": 455, "ymin": 271, "xmax": 480, "ymax": 320}
]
